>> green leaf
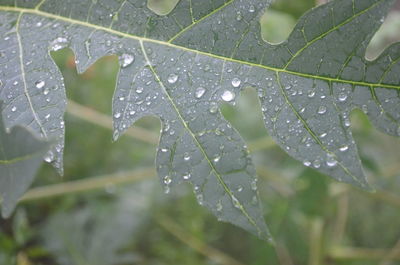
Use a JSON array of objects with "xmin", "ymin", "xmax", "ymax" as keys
[
  {"xmin": 0, "ymin": 101, "xmax": 50, "ymax": 218},
  {"xmin": 0, "ymin": 0, "xmax": 399, "ymax": 240}
]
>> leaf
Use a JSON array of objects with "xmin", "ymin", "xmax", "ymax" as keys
[
  {"xmin": 41, "ymin": 181, "xmax": 156, "ymax": 265},
  {"xmin": 0, "ymin": 101, "xmax": 50, "ymax": 218},
  {"xmin": 0, "ymin": 0, "xmax": 399, "ymax": 240}
]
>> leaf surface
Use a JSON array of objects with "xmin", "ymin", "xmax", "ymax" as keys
[
  {"xmin": 0, "ymin": 101, "xmax": 49, "ymax": 218},
  {"xmin": 0, "ymin": 0, "xmax": 399, "ymax": 239}
]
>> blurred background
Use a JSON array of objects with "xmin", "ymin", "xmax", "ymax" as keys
[{"xmin": 1, "ymin": 0, "xmax": 400, "ymax": 264}]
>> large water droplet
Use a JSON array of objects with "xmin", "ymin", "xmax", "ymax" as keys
[
  {"xmin": 120, "ymin": 53, "xmax": 135, "ymax": 68},
  {"xmin": 168, "ymin": 74, "xmax": 178, "ymax": 84},
  {"xmin": 221, "ymin": 90, "xmax": 235, "ymax": 102},
  {"xmin": 35, "ymin": 80, "xmax": 45, "ymax": 89},
  {"xmin": 195, "ymin": 87, "xmax": 206, "ymax": 98},
  {"xmin": 231, "ymin": 78, "xmax": 241, "ymax": 88}
]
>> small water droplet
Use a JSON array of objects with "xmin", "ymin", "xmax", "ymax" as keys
[
  {"xmin": 119, "ymin": 96, "xmax": 125, "ymax": 101},
  {"xmin": 221, "ymin": 90, "xmax": 235, "ymax": 102},
  {"xmin": 251, "ymin": 179, "xmax": 257, "ymax": 191},
  {"xmin": 313, "ymin": 159, "xmax": 321, "ymax": 168},
  {"xmin": 183, "ymin": 152, "xmax": 191, "ymax": 161},
  {"xmin": 35, "ymin": 80, "xmax": 45, "ymax": 89},
  {"xmin": 50, "ymin": 37, "xmax": 68, "ymax": 51},
  {"xmin": 231, "ymin": 195, "xmax": 241, "ymax": 209},
  {"xmin": 11, "ymin": 106, "xmax": 16, "ymax": 112},
  {"xmin": 326, "ymin": 154, "xmax": 337, "ymax": 167},
  {"xmin": 209, "ymin": 103, "xmax": 218, "ymax": 114},
  {"xmin": 338, "ymin": 93, "xmax": 347, "ymax": 102},
  {"xmin": 44, "ymin": 151, "xmax": 54, "ymax": 163},
  {"xmin": 339, "ymin": 145, "xmax": 349, "ymax": 152},
  {"xmin": 213, "ymin": 155, "xmax": 221, "ymax": 163},
  {"xmin": 129, "ymin": 110, "xmax": 136, "ymax": 116},
  {"xmin": 318, "ymin": 106, "xmax": 327, "ymax": 115},
  {"xmin": 120, "ymin": 53, "xmax": 135, "ymax": 68},
  {"xmin": 168, "ymin": 73, "xmax": 178, "ymax": 84},
  {"xmin": 216, "ymin": 202, "xmax": 223, "ymax": 211},
  {"xmin": 303, "ymin": 161, "xmax": 311, "ymax": 167},
  {"xmin": 196, "ymin": 194, "xmax": 204, "ymax": 205},
  {"xmin": 45, "ymin": 113, "xmax": 50, "ymax": 119},
  {"xmin": 114, "ymin": 112, "xmax": 121, "ymax": 119},
  {"xmin": 237, "ymin": 185, "xmax": 243, "ymax": 192},
  {"xmin": 183, "ymin": 174, "xmax": 191, "ymax": 180},
  {"xmin": 362, "ymin": 105, "xmax": 368, "ymax": 114},
  {"xmin": 195, "ymin": 87, "xmax": 206, "ymax": 98},
  {"xmin": 136, "ymin": 87, "xmax": 143, "ymax": 93},
  {"xmin": 236, "ymin": 11, "xmax": 242, "ymax": 21},
  {"xmin": 163, "ymin": 175, "xmax": 172, "ymax": 185},
  {"xmin": 308, "ymin": 90, "xmax": 315, "ymax": 98},
  {"xmin": 113, "ymin": 130, "xmax": 120, "ymax": 141},
  {"xmin": 231, "ymin": 78, "xmax": 241, "ymax": 88},
  {"xmin": 249, "ymin": 5, "xmax": 255, "ymax": 12}
]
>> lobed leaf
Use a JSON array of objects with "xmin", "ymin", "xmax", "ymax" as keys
[{"xmin": 0, "ymin": 0, "xmax": 399, "ymax": 239}]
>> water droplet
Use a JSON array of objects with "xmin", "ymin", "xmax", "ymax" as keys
[
  {"xmin": 318, "ymin": 106, "xmax": 327, "ymax": 115},
  {"xmin": 183, "ymin": 152, "xmax": 191, "ymax": 161},
  {"xmin": 45, "ymin": 113, "xmax": 50, "ymax": 119},
  {"xmin": 231, "ymin": 195, "xmax": 241, "ymax": 209},
  {"xmin": 326, "ymin": 154, "xmax": 337, "ymax": 167},
  {"xmin": 236, "ymin": 11, "xmax": 242, "ymax": 21},
  {"xmin": 251, "ymin": 179, "xmax": 257, "ymax": 191},
  {"xmin": 119, "ymin": 96, "xmax": 125, "ymax": 101},
  {"xmin": 136, "ymin": 87, "xmax": 143, "ymax": 93},
  {"xmin": 163, "ymin": 175, "xmax": 172, "ymax": 185},
  {"xmin": 237, "ymin": 185, "xmax": 243, "ymax": 192},
  {"xmin": 231, "ymin": 78, "xmax": 241, "ymax": 88},
  {"xmin": 338, "ymin": 93, "xmax": 347, "ymax": 102},
  {"xmin": 50, "ymin": 37, "xmax": 68, "ymax": 51},
  {"xmin": 161, "ymin": 148, "xmax": 168, "ymax": 153},
  {"xmin": 36, "ymin": 21, "xmax": 42, "ymax": 27},
  {"xmin": 195, "ymin": 87, "xmax": 206, "ymax": 98},
  {"xmin": 362, "ymin": 105, "xmax": 368, "ymax": 114},
  {"xmin": 339, "ymin": 145, "xmax": 349, "ymax": 152},
  {"xmin": 114, "ymin": 112, "xmax": 121, "ymax": 119},
  {"xmin": 113, "ymin": 130, "xmax": 120, "ymax": 141},
  {"xmin": 183, "ymin": 174, "xmax": 191, "ymax": 180},
  {"xmin": 313, "ymin": 159, "xmax": 321, "ymax": 168},
  {"xmin": 213, "ymin": 155, "xmax": 221, "ymax": 163},
  {"xmin": 120, "ymin": 53, "xmax": 135, "ymax": 68},
  {"xmin": 35, "ymin": 80, "xmax": 45, "ymax": 89},
  {"xmin": 196, "ymin": 194, "xmax": 204, "ymax": 205},
  {"xmin": 221, "ymin": 90, "xmax": 235, "ymax": 102},
  {"xmin": 167, "ymin": 73, "xmax": 178, "ymax": 84},
  {"xmin": 11, "ymin": 106, "xmax": 16, "ymax": 112},
  {"xmin": 209, "ymin": 103, "xmax": 218, "ymax": 114},
  {"xmin": 308, "ymin": 90, "xmax": 315, "ymax": 98},
  {"xmin": 303, "ymin": 161, "xmax": 311, "ymax": 167},
  {"xmin": 44, "ymin": 151, "xmax": 54, "ymax": 163},
  {"xmin": 164, "ymin": 186, "xmax": 170, "ymax": 194},
  {"xmin": 216, "ymin": 202, "xmax": 223, "ymax": 211},
  {"xmin": 129, "ymin": 110, "xmax": 136, "ymax": 116},
  {"xmin": 344, "ymin": 117, "xmax": 351, "ymax": 127},
  {"xmin": 249, "ymin": 5, "xmax": 255, "ymax": 12}
]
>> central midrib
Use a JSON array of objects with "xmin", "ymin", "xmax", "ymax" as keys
[{"xmin": 0, "ymin": 6, "xmax": 399, "ymax": 91}]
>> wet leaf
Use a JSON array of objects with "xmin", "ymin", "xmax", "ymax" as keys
[
  {"xmin": 0, "ymin": 0, "xmax": 399, "ymax": 240},
  {"xmin": 0, "ymin": 101, "xmax": 50, "ymax": 218}
]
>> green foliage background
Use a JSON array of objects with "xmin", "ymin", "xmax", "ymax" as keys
[{"xmin": 1, "ymin": 0, "xmax": 400, "ymax": 264}]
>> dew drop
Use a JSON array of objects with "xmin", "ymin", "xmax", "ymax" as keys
[
  {"xmin": 251, "ymin": 179, "xmax": 257, "ymax": 191},
  {"xmin": 249, "ymin": 5, "xmax": 255, "ymax": 12},
  {"xmin": 195, "ymin": 87, "xmax": 206, "ymax": 98},
  {"xmin": 11, "ymin": 106, "xmax": 16, "ymax": 112},
  {"xmin": 326, "ymin": 154, "xmax": 337, "ymax": 167},
  {"xmin": 303, "ymin": 160, "xmax": 311, "ymax": 167},
  {"xmin": 338, "ymin": 93, "xmax": 347, "ymax": 102},
  {"xmin": 196, "ymin": 194, "xmax": 204, "ymax": 205},
  {"xmin": 50, "ymin": 37, "xmax": 68, "ymax": 51},
  {"xmin": 308, "ymin": 90, "xmax": 315, "ymax": 98},
  {"xmin": 35, "ymin": 80, "xmax": 45, "ymax": 89},
  {"xmin": 231, "ymin": 77, "xmax": 241, "ymax": 88},
  {"xmin": 129, "ymin": 110, "xmax": 136, "ymax": 116},
  {"xmin": 237, "ymin": 185, "xmax": 243, "ymax": 192},
  {"xmin": 114, "ymin": 112, "xmax": 121, "ymax": 119},
  {"xmin": 44, "ymin": 151, "xmax": 54, "ymax": 163},
  {"xmin": 231, "ymin": 195, "xmax": 241, "ymax": 209},
  {"xmin": 216, "ymin": 202, "xmax": 223, "ymax": 211},
  {"xmin": 120, "ymin": 53, "xmax": 135, "ymax": 68},
  {"xmin": 113, "ymin": 130, "xmax": 120, "ymax": 141},
  {"xmin": 167, "ymin": 73, "xmax": 178, "ymax": 84},
  {"xmin": 45, "ymin": 113, "xmax": 50, "ymax": 119},
  {"xmin": 344, "ymin": 117, "xmax": 351, "ymax": 127},
  {"xmin": 317, "ymin": 106, "xmax": 327, "ymax": 115},
  {"xmin": 213, "ymin": 155, "xmax": 221, "ymax": 163},
  {"xmin": 209, "ymin": 103, "xmax": 218, "ymax": 114},
  {"xmin": 119, "ymin": 96, "xmax": 125, "ymax": 101},
  {"xmin": 183, "ymin": 174, "xmax": 191, "ymax": 180},
  {"xmin": 313, "ymin": 159, "xmax": 321, "ymax": 169},
  {"xmin": 221, "ymin": 90, "xmax": 235, "ymax": 102},
  {"xmin": 339, "ymin": 145, "xmax": 349, "ymax": 152},
  {"xmin": 183, "ymin": 152, "xmax": 191, "ymax": 161},
  {"xmin": 136, "ymin": 87, "xmax": 144, "ymax": 93},
  {"xmin": 163, "ymin": 175, "xmax": 172, "ymax": 185}
]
